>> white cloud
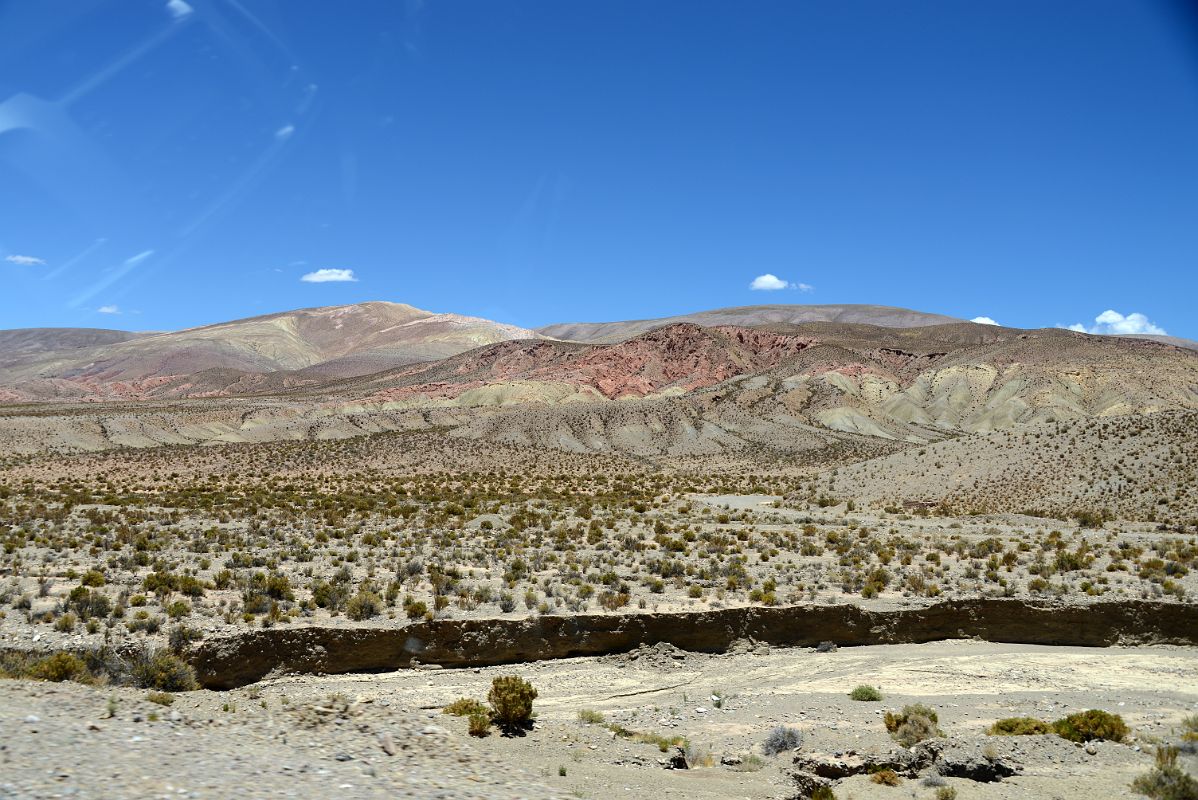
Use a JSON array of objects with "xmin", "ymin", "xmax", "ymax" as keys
[
  {"xmin": 166, "ymin": 0, "xmax": 193, "ymax": 19},
  {"xmin": 750, "ymin": 274, "xmax": 814, "ymax": 292},
  {"xmin": 970, "ymin": 316, "xmax": 1000, "ymax": 326},
  {"xmin": 97, "ymin": 305, "xmax": 120, "ymax": 314},
  {"xmin": 750, "ymin": 273, "xmax": 812, "ymax": 291},
  {"xmin": 275, "ymin": 124, "xmax": 295, "ymax": 140},
  {"xmin": 124, "ymin": 249, "xmax": 154, "ymax": 266},
  {"xmin": 301, "ymin": 268, "xmax": 357, "ymax": 283},
  {"xmin": 6, "ymin": 254, "xmax": 46, "ymax": 266},
  {"xmin": 750, "ymin": 274, "xmax": 788, "ymax": 291},
  {"xmin": 1064, "ymin": 309, "xmax": 1166, "ymax": 336}
]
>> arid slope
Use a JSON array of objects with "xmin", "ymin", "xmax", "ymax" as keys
[
  {"xmin": 537, "ymin": 302, "xmax": 962, "ymax": 343},
  {"xmin": 0, "ymin": 302, "xmax": 540, "ymax": 401},
  {"xmin": 799, "ymin": 409, "xmax": 1198, "ymax": 525}
]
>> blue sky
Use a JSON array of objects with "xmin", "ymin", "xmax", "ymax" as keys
[{"xmin": 2, "ymin": 1, "xmax": 1197, "ymax": 337}]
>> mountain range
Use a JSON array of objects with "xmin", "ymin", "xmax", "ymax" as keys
[{"xmin": 1, "ymin": 301, "xmax": 1197, "ymax": 471}]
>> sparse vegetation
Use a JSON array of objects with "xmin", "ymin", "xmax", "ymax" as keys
[
  {"xmin": 870, "ymin": 768, "xmax": 901, "ymax": 786},
  {"xmin": 28, "ymin": 652, "xmax": 91, "ymax": 684},
  {"xmin": 884, "ymin": 704, "xmax": 944, "ymax": 747},
  {"xmin": 129, "ymin": 650, "xmax": 198, "ymax": 692},
  {"xmin": 762, "ymin": 725, "xmax": 803, "ymax": 755},
  {"xmin": 468, "ymin": 711, "xmax": 491, "ymax": 737},
  {"xmin": 849, "ymin": 684, "xmax": 882, "ymax": 701},
  {"xmin": 988, "ymin": 716, "xmax": 1053, "ymax": 736},
  {"xmin": 488, "ymin": 675, "xmax": 537, "ymax": 733},
  {"xmin": 1132, "ymin": 746, "xmax": 1198, "ymax": 800},
  {"xmin": 1052, "ymin": 709, "xmax": 1129, "ymax": 743},
  {"xmin": 443, "ymin": 697, "xmax": 489, "ymax": 717}
]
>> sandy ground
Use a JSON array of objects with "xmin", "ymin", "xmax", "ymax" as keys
[{"xmin": 3, "ymin": 640, "xmax": 1197, "ymax": 799}]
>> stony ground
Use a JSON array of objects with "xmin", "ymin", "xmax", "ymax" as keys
[{"xmin": 3, "ymin": 640, "xmax": 1196, "ymax": 799}]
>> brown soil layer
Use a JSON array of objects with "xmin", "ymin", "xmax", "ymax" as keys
[{"xmin": 187, "ymin": 598, "xmax": 1198, "ymax": 689}]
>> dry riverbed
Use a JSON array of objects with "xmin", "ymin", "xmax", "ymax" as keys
[{"xmin": 3, "ymin": 640, "xmax": 1197, "ymax": 799}]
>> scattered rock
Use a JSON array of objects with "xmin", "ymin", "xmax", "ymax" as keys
[
  {"xmin": 792, "ymin": 748, "xmax": 924, "ymax": 780},
  {"xmin": 791, "ymin": 770, "xmax": 833, "ymax": 798},
  {"xmin": 915, "ymin": 739, "xmax": 1020, "ymax": 782},
  {"xmin": 661, "ymin": 747, "xmax": 688, "ymax": 770}
]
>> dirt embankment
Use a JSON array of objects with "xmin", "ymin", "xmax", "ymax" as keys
[{"xmin": 188, "ymin": 599, "xmax": 1198, "ymax": 689}]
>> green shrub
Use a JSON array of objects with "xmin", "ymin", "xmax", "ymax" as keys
[
  {"xmin": 168, "ymin": 624, "xmax": 202, "ymax": 653},
  {"xmin": 403, "ymin": 597, "xmax": 428, "ymax": 620},
  {"xmin": 311, "ymin": 580, "xmax": 349, "ymax": 611},
  {"xmin": 30, "ymin": 652, "xmax": 91, "ymax": 683},
  {"xmin": 1072, "ymin": 509, "xmax": 1107, "ymax": 528},
  {"xmin": 812, "ymin": 787, "xmax": 837, "ymax": 800},
  {"xmin": 346, "ymin": 590, "xmax": 383, "ymax": 621},
  {"xmin": 166, "ymin": 600, "xmax": 190, "ymax": 619},
  {"xmin": 66, "ymin": 587, "xmax": 112, "ymax": 620},
  {"xmin": 146, "ymin": 691, "xmax": 175, "ymax": 706},
  {"xmin": 126, "ymin": 613, "xmax": 161, "ymax": 634},
  {"xmin": 578, "ymin": 709, "xmax": 605, "ymax": 724},
  {"xmin": 1053, "ymin": 709, "xmax": 1129, "ymax": 743},
  {"xmin": 988, "ymin": 716, "xmax": 1053, "ymax": 735},
  {"xmin": 80, "ymin": 570, "xmax": 106, "ymax": 587},
  {"xmin": 488, "ymin": 675, "xmax": 537, "ymax": 732},
  {"xmin": 849, "ymin": 684, "xmax": 883, "ymax": 701},
  {"xmin": 130, "ymin": 650, "xmax": 198, "ymax": 692},
  {"xmin": 467, "ymin": 711, "xmax": 491, "ymax": 737},
  {"xmin": 1132, "ymin": 746, "xmax": 1198, "ymax": 800},
  {"xmin": 177, "ymin": 575, "xmax": 206, "ymax": 598},
  {"xmin": 443, "ymin": 697, "xmax": 488, "ymax": 717},
  {"xmin": 884, "ymin": 704, "xmax": 943, "ymax": 747},
  {"xmin": 935, "ymin": 788, "xmax": 958, "ymax": 800}
]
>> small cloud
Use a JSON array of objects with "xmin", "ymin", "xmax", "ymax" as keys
[
  {"xmin": 301, "ymin": 268, "xmax": 357, "ymax": 283},
  {"xmin": 6, "ymin": 254, "xmax": 46, "ymax": 266},
  {"xmin": 749, "ymin": 274, "xmax": 813, "ymax": 292},
  {"xmin": 97, "ymin": 305, "xmax": 120, "ymax": 314},
  {"xmin": 751, "ymin": 274, "xmax": 788, "ymax": 291},
  {"xmin": 124, "ymin": 249, "xmax": 154, "ymax": 266},
  {"xmin": 970, "ymin": 316, "xmax": 1000, "ymax": 326},
  {"xmin": 275, "ymin": 124, "xmax": 295, "ymax": 140},
  {"xmin": 1063, "ymin": 309, "xmax": 1166, "ymax": 336},
  {"xmin": 165, "ymin": 0, "xmax": 193, "ymax": 19}
]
